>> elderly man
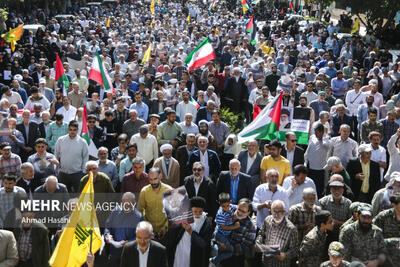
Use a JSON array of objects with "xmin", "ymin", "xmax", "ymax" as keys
[
  {"xmin": 79, "ymin": 161, "xmax": 115, "ymax": 193},
  {"xmin": 105, "ymin": 192, "xmax": 143, "ymax": 266},
  {"xmin": 216, "ymin": 159, "xmax": 253, "ymax": 204},
  {"xmin": 176, "ymin": 134, "xmax": 197, "ymax": 185},
  {"xmin": 120, "ymin": 221, "xmax": 167, "ymax": 267},
  {"xmin": 179, "ymin": 113, "xmax": 199, "ymax": 135},
  {"xmin": 138, "ymin": 168, "xmax": 172, "ymax": 243},
  {"xmin": 255, "ymin": 200, "xmax": 298, "ymax": 267},
  {"xmin": 223, "ymin": 67, "xmax": 248, "ymax": 114},
  {"xmin": 372, "ymin": 172, "xmax": 400, "ymax": 215},
  {"xmin": 122, "ymin": 109, "xmax": 146, "ymax": 140},
  {"xmin": 121, "ymin": 157, "xmax": 149, "ymax": 198},
  {"xmin": 119, "ymin": 143, "xmax": 138, "ymax": 183},
  {"xmin": 329, "ymin": 124, "xmax": 358, "ymax": 168},
  {"xmin": 157, "ymin": 109, "xmax": 183, "ymax": 148},
  {"xmin": 237, "ymin": 140, "xmax": 263, "ymax": 194},
  {"xmin": 281, "ymin": 132, "xmax": 305, "ymax": 174},
  {"xmin": 339, "ymin": 205, "xmax": 386, "ymax": 265},
  {"xmin": 288, "ymin": 188, "xmax": 321, "ymax": 246},
  {"xmin": 16, "ymin": 110, "xmax": 41, "ymax": 161},
  {"xmin": 0, "ymin": 118, "xmax": 24, "ymax": 155},
  {"xmin": 55, "ymin": 120, "xmax": 89, "ymax": 193},
  {"xmin": 34, "ymin": 175, "xmax": 68, "ymax": 195},
  {"xmin": 0, "ymin": 142, "xmax": 22, "ymax": 179},
  {"xmin": 253, "ymin": 169, "xmax": 289, "ymax": 229},
  {"xmin": 153, "ymin": 143, "xmax": 180, "ymax": 188},
  {"xmin": 130, "ymin": 125, "xmax": 158, "ymax": 171},
  {"xmin": 187, "ymin": 135, "xmax": 221, "ymax": 183},
  {"xmin": 331, "ymin": 104, "xmax": 354, "ymax": 138},
  {"xmin": 97, "ymin": 147, "xmax": 119, "ymax": 189},
  {"xmin": 16, "ymin": 162, "xmax": 39, "ymax": 195},
  {"xmin": 347, "ymin": 144, "xmax": 381, "ymax": 203},
  {"xmin": 196, "ymin": 100, "xmax": 216, "ymax": 124},
  {"xmin": 68, "ymin": 81, "xmax": 86, "ymax": 108},
  {"xmin": 384, "ymin": 129, "xmax": 400, "ymax": 182},
  {"xmin": 282, "ymin": 165, "xmax": 318, "ymax": 207}
]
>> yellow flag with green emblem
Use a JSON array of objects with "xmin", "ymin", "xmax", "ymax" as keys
[
  {"xmin": 49, "ymin": 172, "xmax": 102, "ymax": 267},
  {"xmin": 1, "ymin": 24, "xmax": 23, "ymax": 52}
]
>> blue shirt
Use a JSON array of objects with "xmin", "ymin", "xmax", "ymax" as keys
[
  {"xmin": 230, "ymin": 175, "xmax": 240, "ymax": 204},
  {"xmin": 215, "ymin": 204, "xmax": 237, "ymax": 236},
  {"xmin": 325, "ymin": 68, "xmax": 337, "ymax": 79},
  {"xmin": 97, "ymin": 160, "xmax": 119, "ymax": 188},
  {"xmin": 331, "ymin": 77, "xmax": 347, "ymax": 97},
  {"xmin": 104, "ymin": 207, "xmax": 143, "ymax": 258},
  {"xmin": 13, "ymin": 87, "xmax": 28, "ymax": 104},
  {"xmin": 0, "ymin": 129, "xmax": 25, "ymax": 154},
  {"xmin": 130, "ymin": 102, "xmax": 149, "ymax": 122},
  {"xmin": 128, "ymin": 82, "xmax": 139, "ymax": 92}
]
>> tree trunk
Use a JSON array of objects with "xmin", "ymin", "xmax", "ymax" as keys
[{"xmin": 318, "ymin": 2, "xmax": 323, "ymax": 20}]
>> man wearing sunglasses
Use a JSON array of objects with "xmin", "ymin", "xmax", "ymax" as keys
[{"xmin": 281, "ymin": 132, "xmax": 304, "ymax": 174}]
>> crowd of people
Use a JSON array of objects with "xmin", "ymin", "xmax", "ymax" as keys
[{"xmin": 0, "ymin": 0, "xmax": 400, "ymax": 267}]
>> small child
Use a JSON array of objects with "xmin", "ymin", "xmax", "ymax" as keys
[{"xmin": 211, "ymin": 193, "xmax": 240, "ymax": 265}]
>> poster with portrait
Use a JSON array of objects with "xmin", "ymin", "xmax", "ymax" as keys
[
  {"xmin": 163, "ymin": 186, "xmax": 194, "ymax": 228},
  {"xmin": 0, "ymin": 112, "xmax": 11, "ymax": 136}
]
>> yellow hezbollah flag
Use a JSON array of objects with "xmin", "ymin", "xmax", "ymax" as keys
[
  {"xmin": 187, "ymin": 14, "xmax": 190, "ymax": 24},
  {"xmin": 150, "ymin": 0, "xmax": 155, "ymax": 15},
  {"xmin": 49, "ymin": 172, "xmax": 102, "ymax": 267},
  {"xmin": 105, "ymin": 17, "xmax": 110, "ymax": 27},
  {"xmin": 1, "ymin": 24, "xmax": 24, "ymax": 52},
  {"xmin": 150, "ymin": 18, "xmax": 154, "ymax": 28},
  {"xmin": 351, "ymin": 18, "xmax": 360, "ymax": 34},
  {"xmin": 142, "ymin": 44, "xmax": 152, "ymax": 66}
]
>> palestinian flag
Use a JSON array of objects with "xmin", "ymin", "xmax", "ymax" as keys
[
  {"xmin": 185, "ymin": 38, "xmax": 215, "ymax": 71},
  {"xmin": 238, "ymin": 92, "xmax": 282, "ymax": 143},
  {"xmin": 246, "ymin": 16, "xmax": 258, "ymax": 45},
  {"xmin": 55, "ymin": 53, "xmax": 70, "ymax": 96},
  {"xmin": 278, "ymin": 107, "xmax": 310, "ymax": 145},
  {"xmin": 88, "ymin": 52, "xmax": 114, "ymax": 93},
  {"xmin": 245, "ymin": 16, "xmax": 254, "ymax": 33},
  {"xmin": 242, "ymin": 0, "xmax": 249, "ymax": 13},
  {"xmin": 82, "ymin": 106, "xmax": 99, "ymax": 158}
]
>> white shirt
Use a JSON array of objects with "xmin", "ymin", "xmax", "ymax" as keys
[
  {"xmin": 285, "ymin": 146, "xmax": 295, "ymax": 174},
  {"xmin": 282, "ymin": 176, "xmax": 318, "ymax": 208},
  {"xmin": 252, "ymin": 183, "xmax": 289, "ymax": 228},
  {"xmin": 199, "ymin": 150, "xmax": 209, "ymax": 177},
  {"xmin": 137, "ymin": 245, "xmax": 149, "ymax": 267},
  {"xmin": 130, "ymin": 133, "xmax": 159, "ymax": 165},
  {"xmin": 246, "ymin": 152, "xmax": 256, "ymax": 173},
  {"xmin": 57, "ymin": 105, "xmax": 77, "ymax": 123},
  {"xmin": 193, "ymin": 176, "xmax": 203, "ymax": 196},
  {"xmin": 179, "ymin": 122, "xmax": 199, "ymax": 135},
  {"xmin": 176, "ymin": 101, "xmax": 198, "ymax": 122},
  {"xmin": 369, "ymin": 144, "xmax": 387, "ymax": 182},
  {"xmin": 345, "ymin": 89, "xmax": 366, "ymax": 116}
]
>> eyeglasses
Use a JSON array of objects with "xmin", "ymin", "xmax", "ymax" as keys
[
  {"xmin": 193, "ymin": 168, "xmax": 203, "ymax": 172},
  {"xmin": 36, "ymin": 145, "xmax": 45, "ymax": 148},
  {"xmin": 290, "ymin": 139, "xmax": 298, "ymax": 142},
  {"xmin": 88, "ymin": 121, "xmax": 96, "ymax": 124}
]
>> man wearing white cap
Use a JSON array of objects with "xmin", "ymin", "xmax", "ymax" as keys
[
  {"xmin": 347, "ymin": 144, "xmax": 381, "ymax": 203},
  {"xmin": 38, "ymin": 78, "xmax": 55, "ymax": 103},
  {"xmin": 223, "ymin": 67, "xmax": 248, "ymax": 115},
  {"xmin": 153, "ymin": 143, "xmax": 180, "ymax": 188}
]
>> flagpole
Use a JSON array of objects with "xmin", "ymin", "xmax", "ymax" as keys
[{"xmin": 89, "ymin": 171, "xmax": 93, "ymax": 253}]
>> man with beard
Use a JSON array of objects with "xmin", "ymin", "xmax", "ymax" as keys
[
  {"xmin": 167, "ymin": 196, "xmax": 213, "ymax": 267},
  {"xmin": 373, "ymin": 193, "xmax": 400, "ymax": 240},
  {"xmin": 260, "ymin": 140, "xmax": 291, "ymax": 185},
  {"xmin": 339, "ymin": 205, "xmax": 386, "ymax": 266},
  {"xmin": 357, "ymin": 95, "xmax": 380, "ymax": 130},
  {"xmin": 223, "ymin": 67, "xmax": 248, "ymax": 115},
  {"xmin": 288, "ymin": 187, "xmax": 321, "ymax": 246},
  {"xmin": 360, "ymin": 109, "xmax": 383, "ymax": 143},
  {"xmin": 320, "ymin": 177, "xmax": 352, "ymax": 242},
  {"xmin": 177, "ymin": 134, "xmax": 197, "ymax": 185},
  {"xmin": 299, "ymin": 210, "xmax": 334, "ymax": 266},
  {"xmin": 255, "ymin": 200, "xmax": 298, "ymax": 267},
  {"xmin": 138, "ymin": 167, "xmax": 172, "ymax": 244},
  {"xmin": 97, "ymin": 147, "xmax": 118, "ymax": 189},
  {"xmin": 264, "ymin": 64, "xmax": 281, "ymax": 95},
  {"xmin": 157, "ymin": 109, "xmax": 183, "ymax": 149},
  {"xmin": 50, "ymin": 90, "xmax": 63, "ymax": 117}
]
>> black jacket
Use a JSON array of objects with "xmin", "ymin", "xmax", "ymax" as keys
[
  {"xmin": 16, "ymin": 121, "xmax": 40, "ymax": 149},
  {"xmin": 184, "ymin": 175, "xmax": 217, "ymax": 218},
  {"xmin": 120, "ymin": 240, "xmax": 168, "ymax": 267},
  {"xmin": 281, "ymin": 145, "xmax": 305, "ymax": 170},
  {"xmin": 237, "ymin": 150, "xmax": 263, "ymax": 195},
  {"xmin": 216, "ymin": 171, "xmax": 253, "ymax": 203},
  {"xmin": 187, "ymin": 149, "xmax": 221, "ymax": 183}
]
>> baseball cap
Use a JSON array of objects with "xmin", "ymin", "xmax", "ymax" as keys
[
  {"xmin": 328, "ymin": 242, "xmax": 345, "ymax": 257},
  {"xmin": 358, "ymin": 144, "xmax": 372, "ymax": 153},
  {"xmin": 329, "ymin": 180, "xmax": 345, "ymax": 187}
]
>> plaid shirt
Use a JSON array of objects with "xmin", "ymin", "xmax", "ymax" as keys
[
  {"xmin": 373, "ymin": 208, "xmax": 400, "ymax": 239},
  {"xmin": 46, "ymin": 121, "xmax": 68, "ymax": 151},
  {"xmin": 380, "ymin": 119, "xmax": 399, "ymax": 148},
  {"xmin": 320, "ymin": 195, "xmax": 352, "ymax": 235},
  {"xmin": 230, "ymin": 216, "xmax": 256, "ymax": 256},
  {"xmin": 0, "ymin": 186, "xmax": 26, "ymax": 228},
  {"xmin": 18, "ymin": 228, "xmax": 32, "ymax": 261},
  {"xmin": 114, "ymin": 108, "xmax": 130, "ymax": 133},
  {"xmin": 288, "ymin": 202, "xmax": 321, "ymax": 245},
  {"xmin": 256, "ymin": 216, "xmax": 298, "ymax": 267},
  {"xmin": 0, "ymin": 153, "xmax": 22, "ymax": 177}
]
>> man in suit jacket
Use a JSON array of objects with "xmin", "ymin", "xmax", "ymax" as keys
[
  {"xmin": 237, "ymin": 140, "xmax": 263, "ymax": 195},
  {"xmin": 38, "ymin": 116, "xmax": 52, "ymax": 139},
  {"xmin": 16, "ymin": 162, "xmax": 40, "ymax": 194},
  {"xmin": 16, "ymin": 110, "xmax": 41, "ymax": 161},
  {"xmin": 149, "ymin": 91, "xmax": 168, "ymax": 116},
  {"xmin": 281, "ymin": 132, "xmax": 305, "ymax": 172},
  {"xmin": 153, "ymin": 144, "xmax": 180, "ymax": 188},
  {"xmin": 120, "ymin": 221, "xmax": 168, "ymax": 267},
  {"xmin": 216, "ymin": 159, "xmax": 253, "ymax": 204},
  {"xmin": 0, "ymin": 229, "xmax": 18, "ymax": 266},
  {"xmin": 187, "ymin": 136, "xmax": 221, "ymax": 183},
  {"xmin": 309, "ymin": 92, "xmax": 330, "ymax": 121},
  {"xmin": 176, "ymin": 134, "xmax": 197, "ymax": 186},
  {"xmin": 12, "ymin": 213, "xmax": 50, "ymax": 267},
  {"xmin": 196, "ymin": 101, "xmax": 216, "ymax": 124},
  {"xmin": 347, "ymin": 144, "xmax": 381, "ymax": 203},
  {"xmin": 184, "ymin": 162, "xmax": 217, "ymax": 218},
  {"xmin": 277, "ymin": 56, "xmax": 294, "ymax": 74},
  {"xmin": 222, "ymin": 68, "xmax": 248, "ymax": 114}
]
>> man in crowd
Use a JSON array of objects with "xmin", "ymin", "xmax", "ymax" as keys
[
  {"xmin": 153, "ymin": 143, "xmax": 180, "ymax": 188},
  {"xmin": 237, "ymin": 140, "xmax": 262, "ymax": 195},
  {"xmin": 282, "ymin": 165, "xmax": 317, "ymax": 207},
  {"xmin": 260, "ymin": 140, "xmax": 291, "ymax": 184}
]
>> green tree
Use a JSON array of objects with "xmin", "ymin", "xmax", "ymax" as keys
[
  {"xmin": 308, "ymin": 0, "xmax": 334, "ymax": 20},
  {"xmin": 336, "ymin": 0, "xmax": 400, "ymax": 40}
]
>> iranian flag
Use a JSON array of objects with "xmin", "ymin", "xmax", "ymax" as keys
[
  {"xmin": 88, "ymin": 52, "xmax": 114, "ymax": 93},
  {"xmin": 82, "ymin": 106, "xmax": 98, "ymax": 158},
  {"xmin": 238, "ymin": 92, "xmax": 283, "ymax": 143},
  {"xmin": 185, "ymin": 38, "xmax": 215, "ymax": 71},
  {"xmin": 55, "ymin": 54, "xmax": 70, "ymax": 96}
]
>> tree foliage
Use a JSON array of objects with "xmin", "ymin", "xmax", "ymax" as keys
[{"xmin": 308, "ymin": 0, "xmax": 334, "ymax": 20}]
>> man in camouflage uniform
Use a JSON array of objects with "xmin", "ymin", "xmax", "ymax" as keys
[
  {"xmin": 373, "ymin": 193, "xmax": 400, "ymax": 239},
  {"xmin": 384, "ymin": 238, "xmax": 400, "ymax": 265},
  {"xmin": 289, "ymin": 187, "xmax": 321, "ymax": 245},
  {"xmin": 339, "ymin": 205, "xmax": 387, "ymax": 266},
  {"xmin": 339, "ymin": 202, "xmax": 360, "ymax": 231},
  {"xmin": 320, "ymin": 242, "xmax": 350, "ymax": 267},
  {"xmin": 299, "ymin": 210, "xmax": 334, "ymax": 267}
]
